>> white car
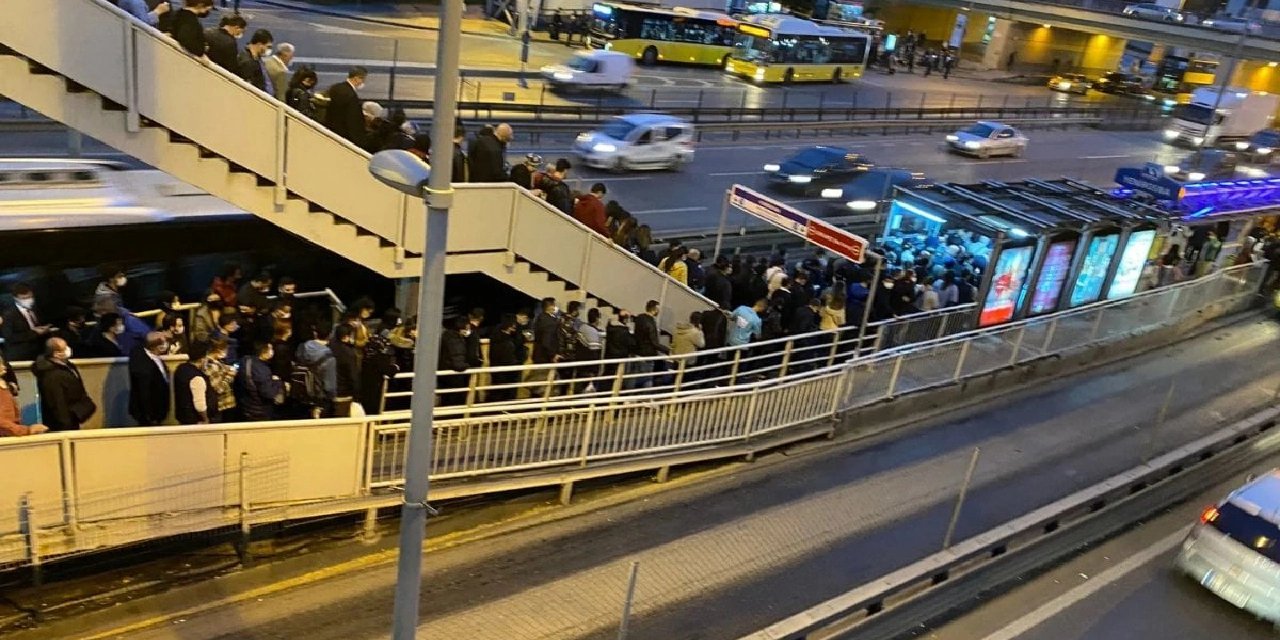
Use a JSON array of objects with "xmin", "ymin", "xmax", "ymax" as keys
[
  {"xmin": 574, "ymin": 113, "xmax": 695, "ymax": 171},
  {"xmin": 945, "ymin": 121, "xmax": 1028, "ymax": 158},
  {"xmin": 1201, "ymin": 16, "xmax": 1262, "ymax": 34},
  {"xmin": 1176, "ymin": 470, "xmax": 1280, "ymax": 625},
  {"xmin": 1122, "ymin": 3, "xmax": 1184, "ymax": 22}
]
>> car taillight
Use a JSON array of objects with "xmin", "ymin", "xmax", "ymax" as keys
[{"xmin": 1201, "ymin": 505, "xmax": 1220, "ymax": 524}]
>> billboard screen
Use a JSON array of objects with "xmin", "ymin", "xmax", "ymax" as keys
[
  {"xmin": 1030, "ymin": 240, "xmax": 1077, "ymax": 315},
  {"xmin": 1070, "ymin": 234, "xmax": 1119, "ymax": 307},
  {"xmin": 1107, "ymin": 229, "xmax": 1157, "ymax": 300},
  {"xmin": 979, "ymin": 246, "xmax": 1033, "ymax": 327}
]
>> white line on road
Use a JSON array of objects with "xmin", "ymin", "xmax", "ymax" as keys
[
  {"xmin": 1079, "ymin": 154, "xmax": 1135, "ymax": 159},
  {"xmin": 294, "ymin": 56, "xmax": 434, "ymax": 69},
  {"xmin": 631, "ymin": 206, "xmax": 709, "ymax": 214},
  {"xmin": 979, "ymin": 527, "xmax": 1188, "ymax": 640},
  {"xmin": 708, "ymin": 171, "xmax": 761, "ymax": 176}
]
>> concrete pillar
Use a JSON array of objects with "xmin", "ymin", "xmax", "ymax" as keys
[
  {"xmin": 980, "ymin": 19, "xmax": 1014, "ymax": 71},
  {"xmin": 394, "ymin": 278, "xmax": 420, "ymax": 314}
]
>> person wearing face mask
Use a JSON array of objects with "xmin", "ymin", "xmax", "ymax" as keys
[
  {"xmin": 531, "ymin": 297, "xmax": 560, "ymax": 367},
  {"xmin": 485, "ymin": 317, "xmax": 521, "ymax": 403},
  {"xmin": 162, "ymin": 315, "xmax": 189, "ymax": 355},
  {"xmin": 604, "ymin": 311, "xmax": 636, "ymax": 364},
  {"xmin": 154, "ymin": 290, "xmax": 182, "ymax": 330},
  {"xmin": 437, "ymin": 317, "xmax": 471, "ymax": 407},
  {"xmin": 237, "ymin": 29, "xmax": 277, "ymax": 95},
  {"xmin": 265, "ymin": 42, "xmax": 295, "ymax": 102},
  {"xmin": 324, "ymin": 66, "xmax": 370, "ymax": 148},
  {"xmin": 204, "ymin": 14, "xmax": 246, "ymax": 72},
  {"xmin": 128, "ymin": 332, "xmax": 172, "ymax": 426},
  {"xmin": 174, "ymin": 341, "xmax": 218, "ymax": 425},
  {"xmin": 34, "ymin": 337, "xmax": 95, "ymax": 431},
  {"xmin": 2, "ymin": 282, "xmax": 52, "ymax": 362},
  {"xmin": 234, "ymin": 342, "xmax": 286, "ymax": 422},
  {"xmin": 169, "ymin": 0, "xmax": 216, "ymax": 60},
  {"xmin": 238, "ymin": 272, "xmax": 273, "ymax": 314},
  {"xmin": 92, "ymin": 265, "xmax": 130, "ymax": 318},
  {"xmin": 328, "ymin": 324, "xmax": 361, "ymax": 417},
  {"xmin": 192, "ymin": 290, "xmax": 224, "ymax": 344},
  {"xmin": 358, "ymin": 309, "xmax": 401, "ymax": 414},
  {"xmin": 88, "ymin": 313, "xmax": 127, "ymax": 358}
]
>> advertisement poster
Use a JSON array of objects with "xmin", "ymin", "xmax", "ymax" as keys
[
  {"xmin": 1107, "ymin": 230, "xmax": 1157, "ymax": 300},
  {"xmin": 1030, "ymin": 240, "xmax": 1077, "ymax": 315},
  {"xmin": 1070, "ymin": 234, "xmax": 1119, "ymax": 307},
  {"xmin": 979, "ymin": 246, "xmax": 1033, "ymax": 327}
]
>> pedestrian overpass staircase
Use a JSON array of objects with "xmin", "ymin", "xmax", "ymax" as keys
[{"xmin": 0, "ymin": 0, "xmax": 712, "ymax": 327}]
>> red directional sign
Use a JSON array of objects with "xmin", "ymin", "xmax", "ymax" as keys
[{"xmin": 729, "ymin": 185, "xmax": 868, "ymax": 263}]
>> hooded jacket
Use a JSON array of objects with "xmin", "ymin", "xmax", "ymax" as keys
[
  {"xmin": 671, "ymin": 322, "xmax": 705, "ymax": 356},
  {"xmin": 295, "ymin": 340, "xmax": 337, "ymax": 399}
]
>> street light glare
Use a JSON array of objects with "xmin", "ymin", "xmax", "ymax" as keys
[{"xmin": 368, "ymin": 149, "xmax": 432, "ymax": 197}]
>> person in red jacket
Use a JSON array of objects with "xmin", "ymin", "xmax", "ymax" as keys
[{"xmin": 572, "ymin": 183, "xmax": 611, "ymax": 239}]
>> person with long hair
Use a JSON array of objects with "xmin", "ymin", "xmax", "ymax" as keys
[{"xmin": 285, "ymin": 67, "xmax": 320, "ymax": 118}]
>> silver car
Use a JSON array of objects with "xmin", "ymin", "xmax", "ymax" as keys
[
  {"xmin": 1123, "ymin": 3, "xmax": 1184, "ymax": 22},
  {"xmin": 1175, "ymin": 470, "xmax": 1280, "ymax": 625},
  {"xmin": 945, "ymin": 121, "xmax": 1028, "ymax": 158},
  {"xmin": 1202, "ymin": 16, "xmax": 1262, "ymax": 34}
]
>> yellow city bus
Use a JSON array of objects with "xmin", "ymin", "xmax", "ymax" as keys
[
  {"xmin": 1154, "ymin": 55, "xmax": 1220, "ymax": 106},
  {"xmin": 724, "ymin": 14, "xmax": 871, "ymax": 84},
  {"xmin": 589, "ymin": 3, "xmax": 740, "ymax": 68}
]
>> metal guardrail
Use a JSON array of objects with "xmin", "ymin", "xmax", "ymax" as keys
[{"xmin": 746, "ymin": 403, "xmax": 1280, "ymax": 640}]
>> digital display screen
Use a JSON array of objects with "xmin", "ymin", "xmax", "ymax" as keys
[
  {"xmin": 1070, "ymin": 234, "xmax": 1119, "ymax": 307},
  {"xmin": 1030, "ymin": 240, "xmax": 1076, "ymax": 315},
  {"xmin": 1107, "ymin": 230, "xmax": 1157, "ymax": 300},
  {"xmin": 979, "ymin": 246, "xmax": 1033, "ymax": 327}
]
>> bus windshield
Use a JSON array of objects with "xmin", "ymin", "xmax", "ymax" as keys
[{"xmin": 732, "ymin": 33, "xmax": 773, "ymax": 62}]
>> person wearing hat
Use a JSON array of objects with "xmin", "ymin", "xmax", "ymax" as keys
[{"xmin": 510, "ymin": 153, "xmax": 543, "ymax": 192}]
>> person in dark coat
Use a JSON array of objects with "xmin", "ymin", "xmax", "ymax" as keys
[
  {"xmin": 604, "ymin": 311, "xmax": 635, "ymax": 360},
  {"xmin": 169, "ymin": 0, "xmax": 215, "ymax": 59},
  {"xmin": 174, "ymin": 341, "xmax": 219, "ymax": 425},
  {"xmin": 452, "ymin": 122, "xmax": 469, "ymax": 183},
  {"xmin": 33, "ymin": 338, "xmax": 95, "ymax": 431},
  {"xmin": 468, "ymin": 123, "xmax": 512, "ymax": 182},
  {"xmin": 438, "ymin": 316, "xmax": 470, "ymax": 406},
  {"xmin": 233, "ymin": 341, "xmax": 283, "ymax": 421},
  {"xmin": 323, "ymin": 66, "xmax": 369, "ymax": 147},
  {"xmin": 510, "ymin": 153, "xmax": 542, "ymax": 191},
  {"xmin": 330, "ymin": 324, "xmax": 360, "ymax": 417},
  {"xmin": 542, "ymin": 159, "xmax": 574, "ymax": 215},
  {"xmin": 486, "ymin": 316, "xmax": 522, "ymax": 403},
  {"xmin": 1, "ymin": 283, "xmax": 51, "ymax": 362},
  {"xmin": 703, "ymin": 257, "xmax": 733, "ymax": 310},
  {"xmin": 531, "ymin": 297, "xmax": 560, "ymax": 365},
  {"xmin": 128, "ymin": 332, "xmax": 171, "ymax": 426},
  {"xmin": 465, "ymin": 307, "xmax": 485, "ymax": 368},
  {"xmin": 633, "ymin": 301, "xmax": 667, "ymax": 358},
  {"xmin": 204, "ymin": 13, "xmax": 245, "ymax": 72},
  {"xmin": 358, "ymin": 310, "xmax": 401, "ymax": 414},
  {"xmin": 236, "ymin": 29, "xmax": 276, "ymax": 94}
]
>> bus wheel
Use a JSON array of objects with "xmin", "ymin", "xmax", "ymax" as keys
[
  {"xmin": 832, "ymin": 68, "xmax": 843, "ymax": 83},
  {"xmin": 642, "ymin": 47, "xmax": 658, "ymax": 66},
  {"xmin": 783, "ymin": 68, "xmax": 795, "ymax": 85}
]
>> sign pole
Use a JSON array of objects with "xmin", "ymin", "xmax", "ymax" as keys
[
  {"xmin": 856, "ymin": 256, "xmax": 883, "ymax": 354},
  {"xmin": 713, "ymin": 189, "xmax": 730, "ymax": 259}
]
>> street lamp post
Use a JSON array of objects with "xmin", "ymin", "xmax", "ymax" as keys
[
  {"xmin": 368, "ymin": 0, "xmax": 465, "ymax": 637},
  {"xmin": 1197, "ymin": 32, "xmax": 1247, "ymax": 152}
]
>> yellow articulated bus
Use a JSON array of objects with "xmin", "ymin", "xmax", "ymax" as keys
[
  {"xmin": 724, "ymin": 14, "xmax": 871, "ymax": 84},
  {"xmin": 589, "ymin": 2, "xmax": 741, "ymax": 68}
]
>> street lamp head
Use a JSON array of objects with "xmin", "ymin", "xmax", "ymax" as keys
[{"xmin": 368, "ymin": 149, "xmax": 431, "ymax": 197}]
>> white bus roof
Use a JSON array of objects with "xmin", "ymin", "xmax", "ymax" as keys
[
  {"xmin": 737, "ymin": 13, "xmax": 868, "ymax": 36},
  {"xmin": 593, "ymin": 2, "xmax": 736, "ymax": 22}
]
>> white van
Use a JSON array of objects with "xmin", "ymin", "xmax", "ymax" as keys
[
  {"xmin": 541, "ymin": 50, "xmax": 635, "ymax": 91},
  {"xmin": 1176, "ymin": 469, "xmax": 1280, "ymax": 625}
]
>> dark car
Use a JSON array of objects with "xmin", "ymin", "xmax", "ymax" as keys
[
  {"xmin": 819, "ymin": 168, "xmax": 931, "ymax": 218},
  {"xmin": 763, "ymin": 146, "xmax": 874, "ymax": 195},
  {"xmin": 1093, "ymin": 72, "xmax": 1145, "ymax": 95},
  {"xmin": 1235, "ymin": 130, "xmax": 1280, "ymax": 164},
  {"xmin": 1168, "ymin": 149, "xmax": 1239, "ymax": 182}
]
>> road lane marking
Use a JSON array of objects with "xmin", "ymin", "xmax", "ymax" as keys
[
  {"xmin": 632, "ymin": 206, "xmax": 709, "ymax": 214},
  {"xmin": 709, "ymin": 171, "xmax": 762, "ymax": 176},
  {"xmin": 307, "ymin": 22, "xmax": 374, "ymax": 36},
  {"xmin": 294, "ymin": 56, "xmax": 435, "ymax": 69},
  {"xmin": 979, "ymin": 527, "xmax": 1188, "ymax": 640}
]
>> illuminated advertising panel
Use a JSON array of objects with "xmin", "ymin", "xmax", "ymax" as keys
[
  {"xmin": 979, "ymin": 246, "xmax": 1033, "ymax": 327},
  {"xmin": 1106, "ymin": 229, "xmax": 1157, "ymax": 300},
  {"xmin": 1029, "ymin": 240, "xmax": 1076, "ymax": 315},
  {"xmin": 1070, "ymin": 234, "xmax": 1119, "ymax": 307}
]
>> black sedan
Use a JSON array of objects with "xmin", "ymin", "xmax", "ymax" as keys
[
  {"xmin": 819, "ymin": 168, "xmax": 931, "ymax": 217},
  {"xmin": 763, "ymin": 146, "xmax": 874, "ymax": 195}
]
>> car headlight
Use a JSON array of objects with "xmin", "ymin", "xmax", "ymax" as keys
[
  {"xmin": 1058, "ymin": 81, "xmax": 1071, "ymax": 89},
  {"xmin": 788, "ymin": 175, "xmax": 813, "ymax": 184},
  {"xmin": 1144, "ymin": 94, "xmax": 1156, "ymax": 101},
  {"xmin": 1259, "ymin": 147, "xmax": 1273, "ymax": 154},
  {"xmin": 592, "ymin": 143, "xmax": 617, "ymax": 153},
  {"xmin": 963, "ymin": 140, "xmax": 981, "ymax": 149},
  {"xmin": 946, "ymin": 134, "xmax": 959, "ymax": 142},
  {"xmin": 1188, "ymin": 171, "xmax": 1206, "ymax": 182},
  {"xmin": 1192, "ymin": 137, "xmax": 1204, "ymax": 145},
  {"xmin": 1164, "ymin": 165, "xmax": 1180, "ymax": 174},
  {"xmin": 576, "ymin": 133, "xmax": 592, "ymax": 143},
  {"xmin": 821, "ymin": 188, "xmax": 844, "ymax": 198},
  {"xmin": 763, "ymin": 163, "xmax": 781, "ymax": 172},
  {"xmin": 553, "ymin": 71, "xmax": 574, "ymax": 81},
  {"xmin": 1236, "ymin": 141, "xmax": 1251, "ymax": 150},
  {"xmin": 847, "ymin": 200, "xmax": 877, "ymax": 211},
  {"xmin": 1163, "ymin": 129, "xmax": 1179, "ymax": 140}
]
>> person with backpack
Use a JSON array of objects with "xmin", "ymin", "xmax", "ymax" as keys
[
  {"xmin": 234, "ymin": 342, "xmax": 285, "ymax": 422},
  {"xmin": 294, "ymin": 326, "xmax": 336, "ymax": 418}
]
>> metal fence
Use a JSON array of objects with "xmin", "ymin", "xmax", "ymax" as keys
[{"xmin": 0, "ymin": 262, "xmax": 1264, "ymax": 569}]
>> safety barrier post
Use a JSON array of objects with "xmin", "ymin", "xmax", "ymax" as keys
[
  {"xmin": 274, "ymin": 104, "xmax": 287, "ymax": 206},
  {"xmin": 1008, "ymin": 325, "xmax": 1027, "ymax": 365},
  {"xmin": 728, "ymin": 350, "xmax": 742, "ymax": 385},
  {"xmin": 238, "ymin": 452, "xmax": 252, "ymax": 563},
  {"xmin": 1088, "ymin": 307, "xmax": 1106, "ymax": 341},
  {"xmin": 826, "ymin": 330, "xmax": 841, "ymax": 368},
  {"xmin": 672, "ymin": 357, "xmax": 688, "ymax": 393},
  {"xmin": 20, "ymin": 493, "xmax": 41, "ymax": 586},
  {"xmin": 886, "ymin": 353, "xmax": 904, "ymax": 396},
  {"xmin": 778, "ymin": 340, "xmax": 793, "ymax": 378},
  {"xmin": 953, "ymin": 339, "xmax": 970, "ymax": 381},
  {"xmin": 1041, "ymin": 317, "xmax": 1058, "ymax": 353},
  {"xmin": 936, "ymin": 312, "xmax": 950, "ymax": 339},
  {"xmin": 122, "ymin": 22, "xmax": 140, "ymax": 133},
  {"xmin": 578, "ymin": 406, "xmax": 596, "ymax": 467}
]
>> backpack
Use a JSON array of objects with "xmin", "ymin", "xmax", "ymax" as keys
[{"xmin": 290, "ymin": 354, "xmax": 331, "ymax": 405}]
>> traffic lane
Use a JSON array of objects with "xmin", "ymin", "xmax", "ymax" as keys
[
  {"xmin": 103, "ymin": 318, "xmax": 1280, "ymax": 640},
  {"xmin": 517, "ymin": 129, "xmax": 1176, "ymax": 234},
  {"xmin": 924, "ymin": 456, "xmax": 1280, "ymax": 640}
]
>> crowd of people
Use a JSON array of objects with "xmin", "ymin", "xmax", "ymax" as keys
[{"xmin": 0, "ymin": 264, "xmax": 418, "ymax": 435}]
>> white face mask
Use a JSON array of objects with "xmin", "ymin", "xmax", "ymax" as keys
[
  {"xmin": 460, "ymin": 329, "xmax": 471, "ymax": 338},
  {"xmin": 884, "ymin": 282, "xmax": 895, "ymax": 290},
  {"xmin": 115, "ymin": 276, "xmax": 128, "ymax": 287},
  {"xmin": 15, "ymin": 297, "xmax": 34, "ymax": 309},
  {"xmin": 550, "ymin": 307, "xmax": 559, "ymax": 315},
  {"xmin": 61, "ymin": 347, "xmax": 73, "ymax": 360},
  {"xmin": 173, "ymin": 326, "xmax": 185, "ymax": 335},
  {"xmin": 112, "ymin": 324, "xmax": 126, "ymax": 335}
]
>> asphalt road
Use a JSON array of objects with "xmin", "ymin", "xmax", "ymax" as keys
[
  {"xmin": 927, "ymin": 454, "xmax": 1280, "ymax": 640},
  {"xmin": 51, "ymin": 315, "xmax": 1280, "ymax": 640},
  {"xmin": 511, "ymin": 128, "xmax": 1185, "ymax": 235}
]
